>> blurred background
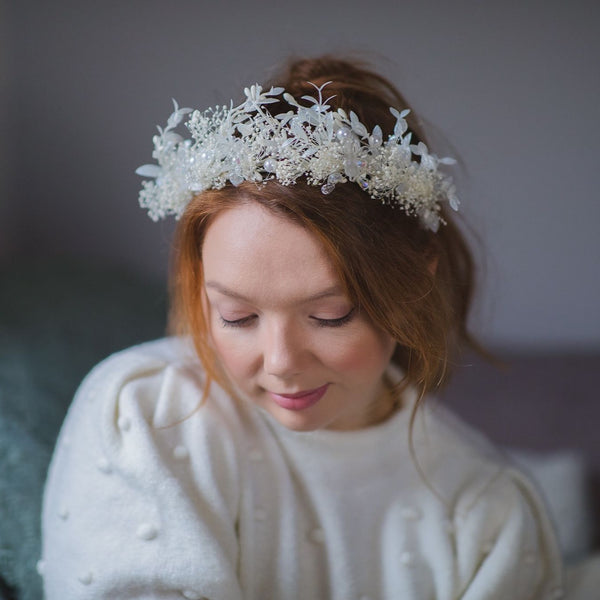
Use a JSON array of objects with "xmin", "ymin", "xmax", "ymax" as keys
[
  {"xmin": 2, "ymin": 0, "xmax": 599, "ymax": 351},
  {"xmin": 0, "ymin": 1, "xmax": 599, "ymax": 597}
]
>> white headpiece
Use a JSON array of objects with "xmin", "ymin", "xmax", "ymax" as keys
[{"xmin": 136, "ymin": 82, "xmax": 459, "ymax": 231}]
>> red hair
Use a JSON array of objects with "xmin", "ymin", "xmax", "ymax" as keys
[{"xmin": 169, "ymin": 56, "xmax": 481, "ymax": 410}]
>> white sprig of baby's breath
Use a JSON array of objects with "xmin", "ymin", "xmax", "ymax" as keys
[{"xmin": 136, "ymin": 82, "xmax": 459, "ymax": 231}]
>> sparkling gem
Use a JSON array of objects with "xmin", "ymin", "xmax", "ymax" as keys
[
  {"xmin": 136, "ymin": 523, "xmax": 158, "ymax": 541},
  {"xmin": 336, "ymin": 127, "xmax": 350, "ymax": 141},
  {"xmin": 321, "ymin": 183, "xmax": 335, "ymax": 195},
  {"xmin": 263, "ymin": 158, "xmax": 277, "ymax": 173}
]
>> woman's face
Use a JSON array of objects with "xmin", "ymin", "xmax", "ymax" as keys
[{"xmin": 202, "ymin": 201, "xmax": 396, "ymax": 432}]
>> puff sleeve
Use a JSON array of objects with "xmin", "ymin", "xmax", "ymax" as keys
[
  {"xmin": 452, "ymin": 466, "xmax": 566, "ymax": 599},
  {"xmin": 41, "ymin": 345, "xmax": 244, "ymax": 600}
]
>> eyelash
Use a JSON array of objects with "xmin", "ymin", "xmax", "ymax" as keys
[
  {"xmin": 312, "ymin": 309, "xmax": 355, "ymax": 328},
  {"xmin": 219, "ymin": 315, "xmax": 256, "ymax": 328},
  {"xmin": 219, "ymin": 309, "xmax": 355, "ymax": 329}
]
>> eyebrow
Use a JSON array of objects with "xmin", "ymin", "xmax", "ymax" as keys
[{"xmin": 204, "ymin": 281, "xmax": 346, "ymax": 303}]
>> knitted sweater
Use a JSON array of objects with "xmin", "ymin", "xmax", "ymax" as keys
[{"xmin": 41, "ymin": 338, "xmax": 565, "ymax": 599}]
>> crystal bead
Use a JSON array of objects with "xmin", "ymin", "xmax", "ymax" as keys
[
  {"xmin": 336, "ymin": 127, "xmax": 351, "ymax": 141},
  {"xmin": 321, "ymin": 183, "xmax": 335, "ymax": 195},
  {"xmin": 263, "ymin": 158, "xmax": 277, "ymax": 173}
]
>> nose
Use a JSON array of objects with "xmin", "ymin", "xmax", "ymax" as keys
[{"xmin": 262, "ymin": 320, "xmax": 304, "ymax": 378}]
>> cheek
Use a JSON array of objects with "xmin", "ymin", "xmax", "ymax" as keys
[
  {"xmin": 326, "ymin": 330, "xmax": 395, "ymax": 374},
  {"xmin": 210, "ymin": 329, "xmax": 256, "ymax": 379}
]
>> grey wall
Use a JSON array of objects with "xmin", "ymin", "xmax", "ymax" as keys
[{"xmin": 3, "ymin": 0, "xmax": 599, "ymax": 351}]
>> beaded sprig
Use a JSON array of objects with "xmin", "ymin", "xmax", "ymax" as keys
[{"xmin": 136, "ymin": 82, "xmax": 459, "ymax": 231}]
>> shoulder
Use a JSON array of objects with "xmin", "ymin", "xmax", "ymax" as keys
[
  {"xmin": 70, "ymin": 337, "xmax": 250, "ymax": 439},
  {"xmin": 413, "ymin": 401, "xmax": 565, "ymax": 594},
  {"xmin": 42, "ymin": 337, "xmax": 248, "ymax": 598},
  {"xmin": 47, "ymin": 337, "xmax": 257, "ymax": 502}
]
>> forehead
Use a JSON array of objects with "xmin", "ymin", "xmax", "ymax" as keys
[{"xmin": 202, "ymin": 202, "xmax": 343, "ymax": 304}]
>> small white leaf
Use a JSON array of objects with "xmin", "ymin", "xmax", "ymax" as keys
[{"xmin": 136, "ymin": 164, "xmax": 162, "ymax": 178}]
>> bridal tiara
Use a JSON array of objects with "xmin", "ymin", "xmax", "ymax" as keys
[{"xmin": 136, "ymin": 82, "xmax": 459, "ymax": 231}]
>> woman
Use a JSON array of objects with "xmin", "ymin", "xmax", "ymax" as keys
[{"xmin": 41, "ymin": 56, "xmax": 570, "ymax": 599}]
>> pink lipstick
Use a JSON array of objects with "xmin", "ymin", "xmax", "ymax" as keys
[{"xmin": 269, "ymin": 384, "xmax": 329, "ymax": 411}]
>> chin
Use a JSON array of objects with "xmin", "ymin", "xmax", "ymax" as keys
[{"xmin": 265, "ymin": 406, "xmax": 329, "ymax": 432}]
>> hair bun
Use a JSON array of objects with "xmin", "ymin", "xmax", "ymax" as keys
[{"xmin": 273, "ymin": 55, "xmax": 424, "ymax": 143}]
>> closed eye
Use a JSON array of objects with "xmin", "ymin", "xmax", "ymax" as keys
[
  {"xmin": 311, "ymin": 309, "xmax": 355, "ymax": 328},
  {"xmin": 219, "ymin": 315, "xmax": 256, "ymax": 328}
]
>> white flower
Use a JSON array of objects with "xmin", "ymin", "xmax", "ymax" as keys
[{"xmin": 136, "ymin": 82, "xmax": 459, "ymax": 230}]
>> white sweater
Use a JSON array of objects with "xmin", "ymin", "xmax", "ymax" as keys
[{"xmin": 41, "ymin": 338, "xmax": 566, "ymax": 599}]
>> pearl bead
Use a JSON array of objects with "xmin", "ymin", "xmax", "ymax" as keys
[
  {"xmin": 336, "ymin": 127, "xmax": 351, "ymax": 141},
  {"xmin": 263, "ymin": 158, "xmax": 277, "ymax": 173}
]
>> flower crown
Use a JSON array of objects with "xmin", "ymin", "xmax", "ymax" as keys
[{"xmin": 136, "ymin": 82, "xmax": 459, "ymax": 231}]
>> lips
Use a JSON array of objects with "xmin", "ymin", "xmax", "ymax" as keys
[{"xmin": 268, "ymin": 384, "xmax": 329, "ymax": 411}]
